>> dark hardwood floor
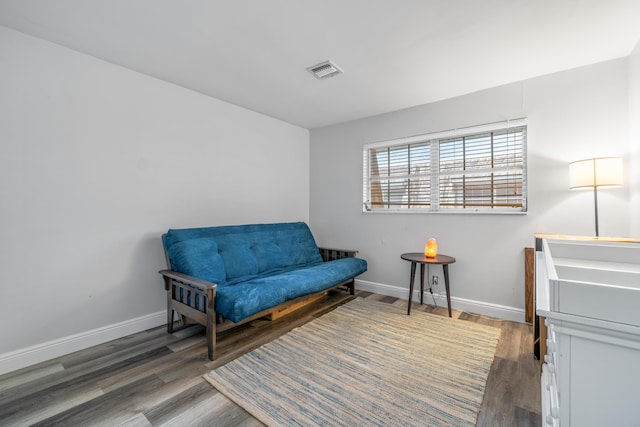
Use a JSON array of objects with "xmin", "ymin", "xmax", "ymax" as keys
[{"xmin": 0, "ymin": 291, "xmax": 541, "ymax": 426}]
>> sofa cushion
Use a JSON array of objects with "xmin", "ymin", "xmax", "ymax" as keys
[
  {"xmin": 216, "ymin": 257, "xmax": 368, "ymax": 322},
  {"xmin": 166, "ymin": 238, "xmax": 226, "ymax": 284},
  {"xmin": 215, "ymin": 233, "xmax": 260, "ymax": 280},
  {"xmin": 163, "ymin": 222, "xmax": 324, "ymax": 283}
]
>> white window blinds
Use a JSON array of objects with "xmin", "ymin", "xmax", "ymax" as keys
[
  {"xmin": 368, "ymin": 142, "xmax": 431, "ymax": 209},
  {"xmin": 363, "ymin": 120, "xmax": 527, "ymax": 213}
]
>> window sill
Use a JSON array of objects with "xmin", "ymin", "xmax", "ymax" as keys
[{"xmin": 362, "ymin": 209, "xmax": 528, "ymax": 215}]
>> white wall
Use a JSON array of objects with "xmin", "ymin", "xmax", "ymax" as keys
[
  {"xmin": 310, "ymin": 58, "xmax": 631, "ymax": 320},
  {"xmin": 0, "ymin": 26, "xmax": 309, "ymax": 373},
  {"xmin": 630, "ymin": 40, "xmax": 640, "ymax": 236}
]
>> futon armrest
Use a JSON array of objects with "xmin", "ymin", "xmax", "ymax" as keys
[
  {"xmin": 318, "ymin": 247, "xmax": 359, "ymax": 262},
  {"xmin": 158, "ymin": 269, "xmax": 217, "ymax": 292}
]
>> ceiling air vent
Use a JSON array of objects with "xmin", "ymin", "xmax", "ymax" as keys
[{"xmin": 306, "ymin": 60, "xmax": 343, "ymax": 79}]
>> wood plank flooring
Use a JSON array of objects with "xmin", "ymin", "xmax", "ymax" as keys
[{"xmin": 0, "ymin": 291, "xmax": 541, "ymax": 426}]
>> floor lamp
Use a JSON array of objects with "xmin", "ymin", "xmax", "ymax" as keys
[{"xmin": 569, "ymin": 157, "xmax": 623, "ymax": 237}]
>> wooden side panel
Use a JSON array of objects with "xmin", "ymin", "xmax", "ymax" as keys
[{"xmin": 525, "ymin": 247, "xmax": 535, "ymax": 324}]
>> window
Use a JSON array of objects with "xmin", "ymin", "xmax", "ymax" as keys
[{"xmin": 363, "ymin": 119, "xmax": 527, "ymax": 213}]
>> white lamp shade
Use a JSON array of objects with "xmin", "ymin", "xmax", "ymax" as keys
[{"xmin": 569, "ymin": 157, "xmax": 623, "ymax": 189}]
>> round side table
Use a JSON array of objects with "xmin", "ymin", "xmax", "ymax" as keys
[{"xmin": 400, "ymin": 253, "xmax": 456, "ymax": 317}]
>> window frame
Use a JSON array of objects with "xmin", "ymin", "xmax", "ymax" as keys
[{"xmin": 362, "ymin": 119, "xmax": 527, "ymax": 214}]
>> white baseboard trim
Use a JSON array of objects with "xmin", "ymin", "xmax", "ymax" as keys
[
  {"xmin": 355, "ymin": 279, "xmax": 525, "ymax": 323},
  {"xmin": 0, "ymin": 310, "xmax": 166, "ymax": 376}
]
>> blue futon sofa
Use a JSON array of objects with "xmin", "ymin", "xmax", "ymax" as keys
[{"xmin": 159, "ymin": 222, "xmax": 367, "ymax": 360}]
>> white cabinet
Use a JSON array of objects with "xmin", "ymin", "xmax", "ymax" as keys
[{"xmin": 536, "ymin": 238, "xmax": 640, "ymax": 427}]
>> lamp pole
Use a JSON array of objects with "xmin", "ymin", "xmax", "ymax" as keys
[
  {"xmin": 593, "ymin": 185, "xmax": 599, "ymax": 237},
  {"xmin": 593, "ymin": 159, "xmax": 599, "ymax": 237}
]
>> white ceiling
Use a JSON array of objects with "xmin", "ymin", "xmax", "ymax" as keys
[{"xmin": 1, "ymin": 0, "xmax": 639, "ymax": 129}]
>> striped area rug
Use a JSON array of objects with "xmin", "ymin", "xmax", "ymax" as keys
[{"xmin": 204, "ymin": 298, "xmax": 501, "ymax": 426}]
